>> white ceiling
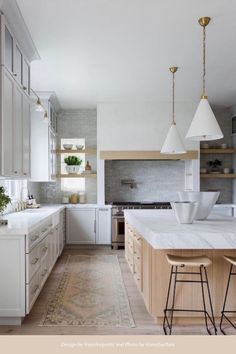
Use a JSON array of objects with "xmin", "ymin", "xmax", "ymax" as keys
[{"xmin": 16, "ymin": 0, "xmax": 236, "ymax": 109}]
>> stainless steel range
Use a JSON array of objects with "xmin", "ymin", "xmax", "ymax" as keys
[{"xmin": 111, "ymin": 202, "xmax": 171, "ymax": 249}]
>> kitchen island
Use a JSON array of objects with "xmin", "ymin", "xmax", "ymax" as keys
[{"xmin": 124, "ymin": 209, "xmax": 236, "ymax": 324}]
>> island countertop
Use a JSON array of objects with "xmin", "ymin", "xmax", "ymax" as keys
[{"xmin": 124, "ymin": 209, "xmax": 236, "ymax": 249}]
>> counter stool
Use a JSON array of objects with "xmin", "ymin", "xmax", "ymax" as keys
[
  {"xmin": 220, "ymin": 256, "xmax": 236, "ymax": 335},
  {"xmin": 163, "ymin": 254, "xmax": 217, "ymax": 335}
]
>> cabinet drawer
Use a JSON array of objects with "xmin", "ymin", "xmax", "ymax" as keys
[
  {"xmin": 134, "ymin": 270, "xmax": 142, "ymax": 292},
  {"xmin": 28, "ymin": 229, "xmax": 41, "ymax": 252},
  {"xmin": 126, "ymin": 247, "xmax": 134, "ymax": 273},
  {"xmin": 39, "ymin": 235, "xmax": 49, "ymax": 263},
  {"xmin": 127, "ymin": 238, "xmax": 134, "ymax": 254},
  {"xmin": 26, "ymin": 242, "xmax": 41, "ymax": 283},
  {"xmin": 133, "ymin": 231, "xmax": 142, "ymax": 245},
  {"xmin": 26, "ymin": 269, "xmax": 40, "ymax": 313},
  {"xmin": 39, "ymin": 261, "xmax": 49, "ymax": 287}
]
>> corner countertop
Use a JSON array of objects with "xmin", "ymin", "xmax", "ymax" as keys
[
  {"xmin": 0, "ymin": 203, "xmax": 112, "ymax": 236},
  {"xmin": 124, "ymin": 209, "xmax": 236, "ymax": 250},
  {"xmin": 0, "ymin": 205, "xmax": 65, "ymax": 236}
]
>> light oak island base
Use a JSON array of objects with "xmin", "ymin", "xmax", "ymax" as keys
[{"xmin": 125, "ymin": 221, "xmax": 236, "ymax": 325}]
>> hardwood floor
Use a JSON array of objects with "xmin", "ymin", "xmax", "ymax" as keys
[{"xmin": 0, "ymin": 247, "xmax": 231, "ymax": 335}]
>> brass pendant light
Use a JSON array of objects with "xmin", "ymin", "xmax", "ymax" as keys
[
  {"xmin": 161, "ymin": 67, "xmax": 186, "ymax": 154},
  {"xmin": 186, "ymin": 17, "xmax": 223, "ymax": 141}
]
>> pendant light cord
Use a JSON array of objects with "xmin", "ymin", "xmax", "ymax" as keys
[
  {"xmin": 172, "ymin": 71, "xmax": 175, "ymax": 125},
  {"xmin": 202, "ymin": 25, "xmax": 206, "ymax": 96}
]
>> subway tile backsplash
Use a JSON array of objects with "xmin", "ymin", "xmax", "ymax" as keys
[{"xmin": 105, "ymin": 160, "xmax": 185, "ymax": 202}]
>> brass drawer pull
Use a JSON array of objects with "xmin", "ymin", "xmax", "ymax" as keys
[
  {"xmin": 31, "ymin": 257, "xmax": 39, "ymax": 265},
  {"xmin": 42, "ymin": 247, "xmax": 48, "ymax": 254},
  {"xmin": 31, "ymin": 284, "xmax": 39, "ymax": 295}
]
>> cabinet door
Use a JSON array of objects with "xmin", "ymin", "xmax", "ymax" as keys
[
  {"xmin": 13, "ymin": 84, "xmax": 23, "ymax": 176},
  {"xmin": 22, "ymin": 58, "xmax": 30, "ymax": 95},
  {"xmin": 66, "ymin": 209, "xmax": 96, "ymax": 244},
  {"xmin": 96, "ymin": 208, "xmax": 111, "ymax": 244},
  {"xmin": 22, "ymin": 95, "xmax": 31, "ymax": 177},
  {"xmin": 4, "ymin": 25, "xmax": 14, "ymax": 73},
  {"xmin": 14, "ymin": 44, "xmax": 23, "ymax": 85},
  {"xmin": 1, "ymin": 68, "xmax": 14, "ymax": 176}
]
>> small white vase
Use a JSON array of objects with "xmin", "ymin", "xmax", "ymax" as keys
[{"xmin": 65, "ymin": 165, "xmax": 81, "ymax": 174}]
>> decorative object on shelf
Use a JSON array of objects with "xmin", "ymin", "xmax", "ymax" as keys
[
  {"xmin": 76, "ymin": 145, "xmax": 84, "ymax": 150},
  {"xmin": 201, "ymin": 143, "xmax": 209, "ymax": 149},
  {"xmin": 84, "ymin": 160, "xmax": 92, "ymax": 174},
  {"xmin": 78, "ymin": 192, "xmax": 86, "ymax": 204},
  {"xmin": 70, "ymin": 194, "xmax": 78, "ymax": 204},
  {"xmin": 207, "ymin": 159, "xmax": 222, "ymax": 173},
  {"xmin": 200, "ymin": 168, "xmax": 207, "ymax": 174},
  {"xmin": 161, "ymin": 67, "xmax": 186, "ymax": 154},
  {"xmin": 178, "ymin": 191, "xmax": 220, "ymax": 220},
  {"xmin": 62, "ymin": 196, "xmax": 69, "ymax": 204},
  {"xmin": 0, "ymin": 187, "xmax": 11, "ymax": 225},
  {"xmin": 186, "ymin": 17, "xmax": 223, "ymax": 141},
  {"xmin": 64, "ymin": 156, "xmax": 82, "ymax": 174},
  {"xmin": 63, "ymin": 144, "xmax": 73, "ymax": 150},
  {"xmin": 223, "ymin": 168, "xmax": 230, "ymax": 174},
  {"xmin": 171, "ymin": 201, "xmax": 199, "ymax": 224},
  {"xmin": 221, "ymin": 143, "xmax": 228, "ymax": 149}
]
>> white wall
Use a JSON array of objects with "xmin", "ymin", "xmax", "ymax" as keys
[{"xmin": 97, "ymin": 102, "xmax": 199, "ymax": 203}]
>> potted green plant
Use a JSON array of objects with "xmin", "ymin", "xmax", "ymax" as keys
[
  {"xmin": 0, "ymin": 186, "xmax": 11, "ymax": 225},
  {"xmin": 207, "ymin": 159, "xmax": 222, "ymax": 173},
  {"xmin": 64, "ymin": 156, "xmax": 83, "ymax": 174}
]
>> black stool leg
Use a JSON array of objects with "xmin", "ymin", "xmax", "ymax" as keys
[
  {"xmin": 203, "ymin": 266, "xmax": 217, "ymax": 335},
  {"xmin": 220, "ymin": 264, "xmax": 233, "ymax": 335},
  {"xmin": 163, "ymin": 265, "xmax": 178, "ymax": 335},
  {"xmin": 199, "ymin": 265, "xmax": 210, "ymax": 334}
]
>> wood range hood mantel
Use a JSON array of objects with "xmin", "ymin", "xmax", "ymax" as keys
[{"xmin": 100, "ymin": 150, "xmax": 198, "ymax": 161}]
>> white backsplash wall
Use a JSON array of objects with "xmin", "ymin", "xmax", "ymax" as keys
[
  {"xmin": 105, "ymin": 160, "xmax": 185, "ymax": 202},
  {"xmin": 39, "ymin": 109, "xmax": 97, "ymax": 204}
]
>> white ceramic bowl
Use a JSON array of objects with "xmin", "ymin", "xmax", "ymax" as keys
[
  {"xmin": 76, "ymin": 145, "xmax": 84, "ymax": 150},
  {"xmin": 63, "ymin": 144, "xmax": 73, "ymax": 150},
  {"xmin": 171, "ymin": 201, "xmax": 199, "ymax": 224},
  {"xmin": 178, "ymin": 191, "xmax": 220, "ymax": 220}
]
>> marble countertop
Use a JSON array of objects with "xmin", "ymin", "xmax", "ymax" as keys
[
  {"xmin": 0, "ymin": 205, "xmax": 65, "ymax": 235},
  {"xmin": 0, "ymin": 204, "xmax": 111, "ymax": 236},
  {"xmin": 124, "ymin": 209, "xmax": 236, "ymax": 250}
]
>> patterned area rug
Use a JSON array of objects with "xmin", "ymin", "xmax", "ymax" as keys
[{"xmin": 40, "ymin": 255, "xmax": 136, "ymax": 327}]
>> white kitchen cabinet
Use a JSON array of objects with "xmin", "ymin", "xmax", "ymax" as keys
[
  {"xmin": 0, "ymin": 14, "xmax": 31, "ymax": 178},
  {"xmin": 30, "ymin": 93, "xmax": 59, "ymax": 181},
  {"xmin": 66, "ymin": 208, "xmax": 96, "ymax": 244},
  {"xmin": 0, "ymin": 236, "xmax": 25, "ymax": 321},
  {"xmin": 0, "ymin": 67, "xmax": 31, "ymax": 177},
  {"xmin": 96, "ymin": 207, "xmax": 111, "ymax": 244}
]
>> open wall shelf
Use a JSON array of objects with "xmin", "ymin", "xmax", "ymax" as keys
[
  {"xmin": 56, "ymin": 149, "xmax": 96, "ymax": 155},
  {"xmin": 200, "ymin": 148, "xmax": 236, "ymax": 154},
  {"xmin": 200, "ymin": 174, "xmax": 236, "ymax": 179},
  {"xmin": 57, "ymin": 173, "xmax": 97, "ymax": 178}
]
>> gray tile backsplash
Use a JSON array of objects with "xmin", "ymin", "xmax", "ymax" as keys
[{"xmin": 105, "ymin": 160, "xmax": 185, "ymax": 202}]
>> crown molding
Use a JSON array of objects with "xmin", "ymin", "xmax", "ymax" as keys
[{"xmin": 0, "ymin": 0, "xmax": 40, "ymax": 62}]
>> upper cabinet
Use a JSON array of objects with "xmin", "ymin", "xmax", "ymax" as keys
[
  {"xmin": 0, "ymin": 14, "xmax": 32, "ymax": 178},
  {"xmin": 1, "ymin": 16, "xmax": 31, "ymax": 97},
  {"xmin": 30, "ymin": 92, "xmax": 60, "ymax": 182}
]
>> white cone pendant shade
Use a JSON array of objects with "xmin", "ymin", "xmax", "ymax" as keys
[
  {"xmin": 161, "ymin": 123, "xmax": 186, "ymax": 154},
  {"xmin": 161, "ymin": 66, "xmax": 186, "ymax": 154},
  {"xmin": 186, "ymin": 17, "xmax": 224, "ymax": 141},
  {"xmin": 186, "ymin": 97, "xmax": 223, "ymax": 141}
]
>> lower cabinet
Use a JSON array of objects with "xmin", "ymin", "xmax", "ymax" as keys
[
  {"xmin": 66, "ymin": 207, "xmax": 111, "ymax": 245},
  {"xmin": 66, "ymin": 208, "xmax": 96, "ymax": 244},
  {"xmin": 0, "ymin": 212, "xmax": 66, "ymax": 325}
]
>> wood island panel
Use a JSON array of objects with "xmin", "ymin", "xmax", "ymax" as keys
[{"xmin": 125, "ymin": 221, "xmax": 236, "ymax": 325}]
